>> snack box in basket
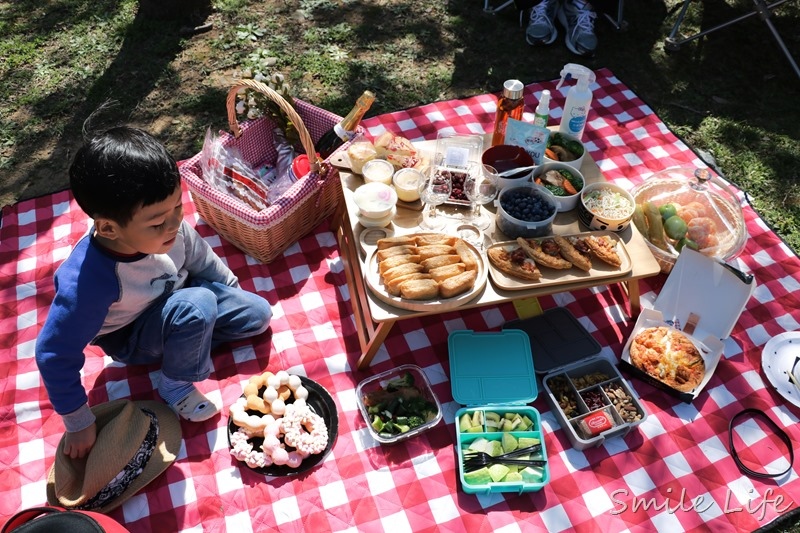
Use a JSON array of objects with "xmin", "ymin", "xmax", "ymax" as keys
[
  {"xmin": 505, "ymin": 307, "xmax": 649, "ymax": 451},
  {"xmin": 356, "ymin": 364, "xmax": 443, "ymax": 445},
  {"xmin": 448, "ymin": 330, "xmax": 551, "ymax": 494},
  {"xmin": 619, "ymin": 248, "xmax": 755, "ymax": 403}
]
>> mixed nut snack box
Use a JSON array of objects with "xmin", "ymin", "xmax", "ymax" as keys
[
  {"xmin": 620, "ymin": 248, "xmax": 755, "ymax": 402},
  {"xmin": 505, "ymin": 308, "xmax": 649, "ymax": 451},
  {"xmin": 449, "ymin": 330, "xmax": 551, "ymax": 494}
]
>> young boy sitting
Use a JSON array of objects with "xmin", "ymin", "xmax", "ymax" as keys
[{"xmin": 36, "ymin": 125, "xmax": 273, "ymax": 459}]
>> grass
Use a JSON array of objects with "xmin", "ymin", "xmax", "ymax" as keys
[{"xmin": 0, "ymin": 0, "xmax": 798, "ymax": 527}]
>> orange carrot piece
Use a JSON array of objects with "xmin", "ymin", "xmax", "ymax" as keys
[
  {"xmin": 563, "ymin": 179, "xmax": 578, "ymax": 195},
  {"xmin": 545, "ymin": 148, "xmax": 559, "ymax": 160}
]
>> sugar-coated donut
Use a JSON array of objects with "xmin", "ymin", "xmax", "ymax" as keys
[
  {"xmin": 229, "ymin": 371, "xmax": 329, "ymax": 470},
  {"xmin": 281, "ymin": 403, "xmax": 329, "ymax": 456}
]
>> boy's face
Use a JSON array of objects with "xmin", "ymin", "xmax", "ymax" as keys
[{"xmin": 94, "ymin": 186, "xmax": 184, "ymax": 255}]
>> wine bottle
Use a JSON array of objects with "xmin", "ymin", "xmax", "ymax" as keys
[{"xmin": 316, "ymin": 91, "xmax": 375, "ymax": 159}]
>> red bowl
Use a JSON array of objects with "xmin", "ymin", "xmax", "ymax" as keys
[{"xmin": 482, "ymin": 145, "xmax": 534, "ymax": 179}]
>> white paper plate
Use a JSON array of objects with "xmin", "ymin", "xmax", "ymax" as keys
[{"xmin": 762, "ymin": 331, "xmax": 800, "ymax": 409}]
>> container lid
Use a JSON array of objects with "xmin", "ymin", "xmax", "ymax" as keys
[
  {"xmin": 503, "ymin": 79, "xmax": 524, "ymax": 100},
  {"xmin": 448, "ymin": 330, "xmax": 537, "ymax": 406},
  {"xmin": 504, "ymin": 307, "xmax": 601, "ymax": 374},
  {"xmin": 654, "ymin": 247, "xmax": 755, "ymax": 340},
  {"xmin": 629, "ymin": 166, "xmax": 747, "ymax": 265}
]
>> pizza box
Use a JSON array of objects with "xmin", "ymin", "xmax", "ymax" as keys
[
  {"xmin": 448, "ymin": 330, "xmax": 551, "ymax": 494},
  {"xmin": 619, "ymin": 248, "xmax": 756, "ymax": 402},
  {"xmin": 505, "ymin": 308, "xmax": 649, "ymax": 451}
]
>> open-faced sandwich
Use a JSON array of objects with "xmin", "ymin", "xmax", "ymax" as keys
[{"xmin": 487, "ymin": 245, "xmax": 541, "ymax": 281}]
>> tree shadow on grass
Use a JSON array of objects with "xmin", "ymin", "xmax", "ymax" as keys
[{"xmin": 0, "ymin": 0, "xmax": 212, "ymax": 209}]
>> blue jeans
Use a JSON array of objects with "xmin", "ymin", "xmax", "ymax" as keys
[{"xmin": 94, "ymin": 279, "xmax": 272, "ymax": 382}]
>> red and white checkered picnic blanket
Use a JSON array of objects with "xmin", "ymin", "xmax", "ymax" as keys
[{"xmin": 2, "ymin": 68, "xmax": 799, "ymax": 532}]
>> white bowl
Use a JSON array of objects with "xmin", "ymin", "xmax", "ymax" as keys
[
  {"xmin": 357, "ymin": 206, "xmax": 396, "ymax": 228},
  {"xmin": 577, "ymin": 182, "xmax": 635, "ymax": 232},
  {"xmin": 361, "ymin": 159, "xmax": 395, "ymax": 185},
  {"xmin": 532, "ymin": 162, "xmax": 585, "ymax": 212},
  {"xmin": 543, "ymin": 132, "xmax": 586, "ymax": 171},
  {"xmin": 353, "ymin": 182, "xmax": 398, "ymax": 219}
]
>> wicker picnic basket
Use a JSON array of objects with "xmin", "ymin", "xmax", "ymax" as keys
[{"xmin": 179, "ymin": 79, "xmax": 344, "ymax": 263}]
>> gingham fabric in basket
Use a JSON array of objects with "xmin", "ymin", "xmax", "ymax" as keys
[
  {"xmin": 2, "ymin": 68, "xmax": 799, "ymax": 532},
  {"xmin": 179, "ymin": 98, "xmax": 342, "ymax": 228}
]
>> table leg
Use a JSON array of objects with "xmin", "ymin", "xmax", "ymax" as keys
[
  {"xmin": 356, "ymin": 320, "xmax": 395, "ymax": 370},
  {"xmin": 335, "ymin": 211, "xmax": 395, "ymax": 370},
  {"xmin": 624, "ymin": 279, "xmax": 642, "ymax": 317}
]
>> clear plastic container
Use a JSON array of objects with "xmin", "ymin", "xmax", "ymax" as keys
[
  {"xmin": 494, "ymin": 184, "xmax": 558, "ymax": 239},
  {"xmin": 630, "ymin": 167, "xmax": 747, "ymax": 273},
  {"xmin": 356, "ymin": 364, "xmax": 442, "ymax": 445}
]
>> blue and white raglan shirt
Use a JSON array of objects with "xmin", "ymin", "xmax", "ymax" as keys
[{"xmin": 35, "ymin": 219, "xmax": 238, "ymax": 432}]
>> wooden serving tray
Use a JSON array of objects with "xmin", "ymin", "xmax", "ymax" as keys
[
  {"xmin": 486, "ymin": 231, "xmax": 632, "ymax": 291},
  {"xmin": 364, "ymin": 236, "xmax": 488, "ymax": 312}
]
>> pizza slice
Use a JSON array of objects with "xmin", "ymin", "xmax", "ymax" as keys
[
  {"xmin": 555, "ymin": 236, "xmax": 592, "ymax": 271},
  {"xmin": 516, "ymin": 237, "xmax": 573, "ymax": 270},
  {"xmin": 488, "ymin": 246, "xmax": 541, "ymax": 281},
  {"xmin": 583, "ymin": 234, "xmax": 622, "ymax": 267}
]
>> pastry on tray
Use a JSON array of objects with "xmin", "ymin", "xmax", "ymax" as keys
[
  {"xmin": 375, "ymin": 233, "xmax": 479, "ymax": 300},
  {"xmin": 555, "ymin": 236, "xmax": 592, "ymax": 272},
  {"xmin": 517, "ymin": 237, "xmax": 572, "ymax": 270},
  {"xmin": 487, "ymin": 245, "xmax": 542, "ymax": 281},
  {"xmin": 628, "ymin": 326, "xmax": 705, "ymax": 392},
  {"xmin": 582, "ymin": 234, "xmax": 622, "ymax": 267}
]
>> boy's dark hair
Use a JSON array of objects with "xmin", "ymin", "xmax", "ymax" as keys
[{"xmin": 69, "ymin": 126, "xmax": 181, "ymax": 225}]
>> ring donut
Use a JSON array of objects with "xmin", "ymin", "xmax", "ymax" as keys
[
  {"xmin": 229, "ymin": 371, "xmax": 330, "ymax": 469},
  {"xmin": 281, "ymin": 403, "xmax": 329, "ymax": 456},
  {"xmin": 243, "ymin": 372, "xmax": 274, "ymax": 414}
]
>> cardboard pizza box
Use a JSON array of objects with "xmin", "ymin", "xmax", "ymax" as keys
[{"xmin": 619, "ymin": 248, "xmax": 756, "ymax": 402}]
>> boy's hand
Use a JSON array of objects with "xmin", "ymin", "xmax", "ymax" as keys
[{"xmin": 63, "ymin": 423, "xmax": 97, "ymax": 459}]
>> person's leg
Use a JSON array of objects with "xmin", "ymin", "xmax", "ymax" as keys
[
  {"xmin": 188, "ymin": 279, "xmax": 272, "ymax": 345},
  {"xmin": 558, "ymin": 0, "xmax": 598, "ymax": 57},
  {"xmin": 96, "ymin": 286, "xmax": 222, "ymax": 421},
  {"xmin": 526, "ymin": 0, "xmax": 560, "ymax": 46}
]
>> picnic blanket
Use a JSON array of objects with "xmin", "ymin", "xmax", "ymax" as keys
[{"xmin": 2, "ymin": 68, "xmax": 799, "ymax": 532}]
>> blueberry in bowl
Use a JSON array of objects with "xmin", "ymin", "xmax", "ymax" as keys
[{"xmin": 495, "ymin": 185, "xmax": 558, "ymax": 239}]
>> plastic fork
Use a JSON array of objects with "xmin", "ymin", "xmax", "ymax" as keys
[
  {"xmin": 462, "ymin": 453, "xmax": 546, "ymax": 473},
  {"xmin": 461, "ymin": 444, "xmax": 545, "ymax": 473}
]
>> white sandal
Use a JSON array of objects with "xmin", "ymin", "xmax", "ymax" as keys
[{"xmin": 172, "ymin": 388, "xmax": 220, "ymax": 422}]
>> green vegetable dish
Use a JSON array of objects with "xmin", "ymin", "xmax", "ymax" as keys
[
  {"xmin": 362, "ymin": 371, "xmax": 439, "ymax": 438},
  {"xmin": 546, "ymin": 132, "xmax": 584, "ymax": 161}
]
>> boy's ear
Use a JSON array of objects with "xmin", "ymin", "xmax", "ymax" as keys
[{"xmin": 94, "ymin": 217, "xmax": 121, "ymax": 240}]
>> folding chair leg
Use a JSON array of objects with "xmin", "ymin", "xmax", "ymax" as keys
[
  {"xmin": 602, "ymin": 0, "xmax": 628, "ymax": 31},
  {"xmin": 665, "ymin": 0, "xmax": 800, "ymax": 79},
  {"xmin": 484, "ymin": 0, "xmax": 516, "ymax": 14}
]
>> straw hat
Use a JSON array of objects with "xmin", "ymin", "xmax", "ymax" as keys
[{"xmin": 47, "ymin": 399, "xmax": 182, "ymax": 513}]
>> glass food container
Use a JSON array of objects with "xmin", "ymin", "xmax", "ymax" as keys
[{"xmin": 629, "ymin": 167, "xmax": 747, "ymax": 273}]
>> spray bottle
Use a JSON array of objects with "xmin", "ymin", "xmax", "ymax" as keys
[
  {"xmin": 533, "ymin": 90, "xmax": 551, "ymax": 128},
  {"xmin": 557, "ymin": 64, "xmax": 596, "ymax": 140}
]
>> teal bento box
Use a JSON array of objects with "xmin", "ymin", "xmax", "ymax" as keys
[{"xmin": 448, "ymin": 330, "xmax": 551, "ymax": 494}]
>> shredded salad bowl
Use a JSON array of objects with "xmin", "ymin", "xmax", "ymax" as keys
[{"xmin": 577, "ymin": 182, "xmax": 636, "ymax": 232}]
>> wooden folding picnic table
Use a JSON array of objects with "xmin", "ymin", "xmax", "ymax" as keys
[{"xmin": 332, "ymin": 134, "xmax": 661, "ymax": 370}]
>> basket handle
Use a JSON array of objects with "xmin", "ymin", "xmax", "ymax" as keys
[{"xmin": 226, "ymin": 79, "xmax": 320, "ymax": 173}]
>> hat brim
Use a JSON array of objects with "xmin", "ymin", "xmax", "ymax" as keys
[{"xmin": 47, "ymin": 399, "xmax": 183, "ymax": 513}]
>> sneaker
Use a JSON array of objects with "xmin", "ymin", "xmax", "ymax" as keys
[
  {"xmin": 525, "ymin": 0, "xmax": 559, "ymax": 46},
  {"xmin": 171, "ymin": 387, "xmax": 220, "ymax": 422},
  {"xmin": 558, "ymin": 0, "xmax": 598, "ymax": 57}
]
